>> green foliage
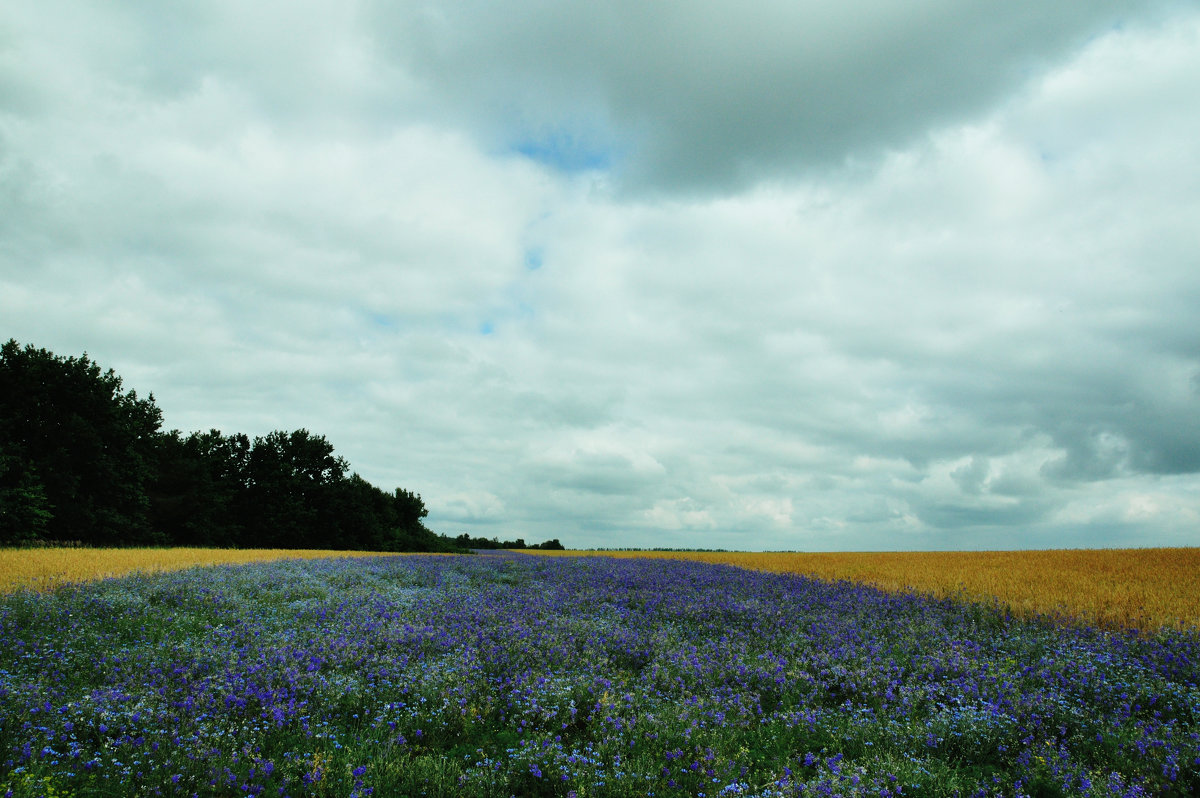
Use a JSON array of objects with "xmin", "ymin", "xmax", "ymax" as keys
[
  {"xmin": 0, "ymin": 454, "xmax": 52, "ymax": 544},
  {"xmin": 147, "ymin": 427, "xmax": 448, "ymax": 551},
  {"xmin": 0, "ymin": 339, "xmax": 163, "ymax": 545},
  {"xmin": 453, "ymin": 533, "xmax": 565, "ymax": 551},
  {"xmin": 239, "ymin": 428, "xmax": 347, "ymax": 548},
  {"xmin": 0, "ymin": 339, "xmax": 459, "ymax": 552},
  {"xmin": 149, "ymin": 429, "xmax": 250, "ymax": 546}
]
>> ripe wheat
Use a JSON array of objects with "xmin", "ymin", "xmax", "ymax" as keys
[
  {"xmin": 531, "ymin": 548, "xmax": 1200, "ymax": 631},
  {"xmin": 0, "ymin": 547, "xmax": 411, "ymax": 593}
]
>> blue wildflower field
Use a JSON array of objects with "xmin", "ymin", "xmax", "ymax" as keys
[{"xmin": 1, "ymin": 553, "xmax": 1197, "ymax": 797}]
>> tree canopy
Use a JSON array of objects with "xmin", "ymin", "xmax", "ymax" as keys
[
  {"xmin": 0, "ymin": 341, "xmax": 435, "ymax": 549},
  {"xmin": 1, "ymin": 340, "xmax": 162, "ymax": 545},
  {"xmin": 1, "ymin": 339, "xmax": 562, "ymax": 551},
  {"xmin": 148, "ymin": 427, "xmax": 444, "ymax": 551}
]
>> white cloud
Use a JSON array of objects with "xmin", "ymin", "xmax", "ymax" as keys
[
  {"xmin": 642, "ymin": 499, "xmax": 718, "ymax": 533},
  {"xmin": 2, "ymin": 1, "xmax": 1198, "ymax": 550}
]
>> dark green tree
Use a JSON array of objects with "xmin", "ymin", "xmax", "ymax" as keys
[
  {"xmin": 238, "ymin": 429, "xmax": 348, "ymax": 548},
  {"xmin": 0, "ymin": 339, "xmax": 163, "ymax": 545},
  {"xmin": 385, "ymin": 486, "xmax": 447, "ymax": 551},
  {"xmin": 0, "ymin": 453, "xmax": 53, "ymax": 544},
  {"xmin": 3, "ymin": 340, "xmax": 450, "ymax": 551},
  {"xmin": 319, "ymin": 472, "xmax": 390, "ymax": 550},
  {"xmin": 148, "ymin": 429, "xmax": 250, "ymax": 546},
  {"xmin": 449, "ymin": 532, "xmax": 564, "ymax": 551}
]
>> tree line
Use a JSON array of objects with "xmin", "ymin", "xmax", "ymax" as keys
[
  {"xmin": 451, "ymin": 534, "xmax": 564, "ymax": 551},
  {"xmin": 0, "ymin": 339, "xmax": 560, "ymax": 552}
]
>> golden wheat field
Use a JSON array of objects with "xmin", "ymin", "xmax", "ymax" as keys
[
  {"xmin": 5, "ymin": 546, "xmax": 1198, "ymax": 632},
  {"xmin": 529, "ymin": 548, "xmax": 1200, "ymax": 631},
  {"xmin": 0, "ymin": 547, "xmax": 411, "ymax": 593}
]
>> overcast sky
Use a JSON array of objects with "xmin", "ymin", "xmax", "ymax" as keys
[{"xmin": 3, "ymin": 1, "xmax": 1199, "ymax": 550}]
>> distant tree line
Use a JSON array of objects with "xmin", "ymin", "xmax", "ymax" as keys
[
  {"xmin": 586, "ymin": 547, "xmax": 731, "ymax": 552},
  {"xmin": 452, "ymin": 534, "xmax": 564, "ymax": 551},
  {"xmin": 148, "ymin": 427, "xmax": 446, "ymax": 552},
  {"xmin": 0, "ymin": 340, "xmax": 558, "ymax": 552}
]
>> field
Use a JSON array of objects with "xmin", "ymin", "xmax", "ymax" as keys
[
  {"xmin": 1, "ymin": 552, "xmax": 1197, "ymax": 797},
  {"xmin": 0, "ymin": 547, "xmax": 409, "ymax": 593},
  {"xmin": 6, "ymin": 547, "xmax": 1195, "ymax": 632},
  {"xmin": 530, "ymin": 549, "xmax": 1200, "ymax": 632}
]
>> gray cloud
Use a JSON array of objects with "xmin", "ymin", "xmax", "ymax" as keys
[
  {"xmin": 368, "ymin": 0, "xmax": 1179, "ymax": 194},
  {"xmin": 1, "ymin": 2, "xmax": 1198, "ymax": 550}
]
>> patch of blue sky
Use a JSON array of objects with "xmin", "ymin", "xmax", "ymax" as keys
[
  {"xmin": 367, "ymin": 312, "xmax": 397, "ymax": 329},
  {"xmin": 511, "ymin": 127, "xmax": 617, "ymax": 174},
  {"xmin": 524, "ymin": 249, "xmax": 543, "ymax": 271},
  {"xmin": 476, "ymin": 298, "xmax": 536, "ymax": 338}
]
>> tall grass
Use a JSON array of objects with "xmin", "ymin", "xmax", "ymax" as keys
[
  {"xmin": 0, "ymin": 547, "xmax": 415, "ymax": 593},
  {"xmin": 529, "ymin": 548, "xmax": 1200, "ymax": 631}
]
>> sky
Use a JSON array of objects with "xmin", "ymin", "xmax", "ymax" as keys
[{"xmin": 2, "ymin": 1, "xmax": 1199, "ymax": 551}]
